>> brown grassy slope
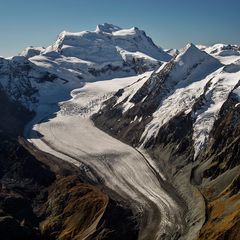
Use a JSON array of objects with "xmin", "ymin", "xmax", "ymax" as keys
[
  {"xmin": 40, "ymin": 176, "xmax": 108, "ymax": 240},
  {"xmin": 198, "ymin": 176, "xmax": 240, "ymax": 240}
]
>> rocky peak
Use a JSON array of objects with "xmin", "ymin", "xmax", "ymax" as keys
[
  {"xmin": 19, "ymin": 47, "xmax": 45, "ymax": 59},
  {"xmin": 95, "ymin": 23, "xmax": 122, "ymax": 33}
]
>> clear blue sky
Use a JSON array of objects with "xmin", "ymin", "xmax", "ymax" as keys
[{"xmin": 0, "ymin": 0, "xmax": 239, "ymax": 57}]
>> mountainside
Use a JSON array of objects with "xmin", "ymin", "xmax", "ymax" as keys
[
  {"xmin": 92, "ymin": 44, "xmax": 223, "ymax": 148},
  {"xmin": 92, "ymin": 43, "xmax": 240, "ymax": 239}
]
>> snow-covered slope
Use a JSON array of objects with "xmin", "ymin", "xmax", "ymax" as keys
[
  {"xmin": 0, "ymin": 55, "xmax": 82, "ymax": 109},
  {"xmin": 93, "ymin": 43, "xmax": 240, "ymax": 159},
  {"xmin": 139, "ymin": 43, "xmax": 224, "ymax": 151},
  {"xmin": 204, "ymin": 43, "xmax": 240, "ymax": 64}
]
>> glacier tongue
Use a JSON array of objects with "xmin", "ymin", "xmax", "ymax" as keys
[{"xmin": 26, "ymin": 72, "xmax": 187, "ymax": 240}]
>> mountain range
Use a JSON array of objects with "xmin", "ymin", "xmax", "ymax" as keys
[{"xmin": 0, "ymin": 23, "xmax": 239, "ymax": 240}]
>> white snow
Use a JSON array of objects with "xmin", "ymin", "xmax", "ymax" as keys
[
  {"xmin": 192, "ymin": 64, "xmax": 240, "ymax": 158},
  {"xmin": 204, "ymin": 44, "xmax": 240, "ymax": 64},
  {"xmin": 44, "ymin": 24, "xmax": 171, "ymax": 64},
  {"xmin": 114, "ymin": 71, "xmax": 153, "ymax": 113},
  {"xmin": 112, "ymin": 27, "xmax": 138, "ymax": 36},
  {"xmin": 61, "ymin": 72, "xmax": 152, "ymax": 117}
]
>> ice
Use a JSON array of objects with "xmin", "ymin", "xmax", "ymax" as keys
[{"xmin": 25, "ymin": 73, "xmax": 186, "ymax": 239}]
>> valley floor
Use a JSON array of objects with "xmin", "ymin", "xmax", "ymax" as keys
[{"xmin": 25, "ymin": 73, "xmax": 187, "ymax": 240}]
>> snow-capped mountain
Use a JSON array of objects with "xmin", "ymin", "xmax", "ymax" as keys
[
  {"xmin": 205, "ymin": 43, "xmax": 240, "ymax": 57},
  {"xmin": 196, "ymin": 43, "xmax": 240, "ymax": 64},
  {"xmin": 45, "ymin": 23, "xmax": 171, "ymax": 62},
  {"xmin": 20, "ymin": 23, "xmax": 171, "ymax": 82},
  {"xmin": 0, "ymin": 55, "xmax": 82, "ymax": 109},
  {"xmin": 1, "ymin": 24, "xmax": 170, "ymax": 109}
]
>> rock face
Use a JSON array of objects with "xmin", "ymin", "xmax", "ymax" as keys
[
  {"xmin": 0, "ymin": 91, "xmax": 55, "ymax": 240},
  {"xmin": 92, "ymin": 44, "xmax": 240, "ymax": 239},
  {"xmin": 40, "ymin": 176, "xmax": 139, "ymax": 240}
]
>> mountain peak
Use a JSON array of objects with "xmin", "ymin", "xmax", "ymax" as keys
[
  {"xmin": 181, "ymin": 43, "xmax": 203, "ymax": 55},
  {"xmin": 176, "ymin": 42, "xmax": 212, "ymax": 64},
  {"xmin": 43, "ymin": 24, "xmax": 171, "ymax": 63},
  {"xmin": 95, "ymin": 23, "xmax": 122, "ymax": 33},
  {"xmin": 185, "ymin": 42, "xmax": 197, "ymax": 49},
  {"xmin": 165, "ymin": 42, "xmax": 221, "ymax": 84}
]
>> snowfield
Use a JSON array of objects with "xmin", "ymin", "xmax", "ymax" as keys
[{"xmin": 26, "ymin": 72, "xmax": 186, "ymax": 240}]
